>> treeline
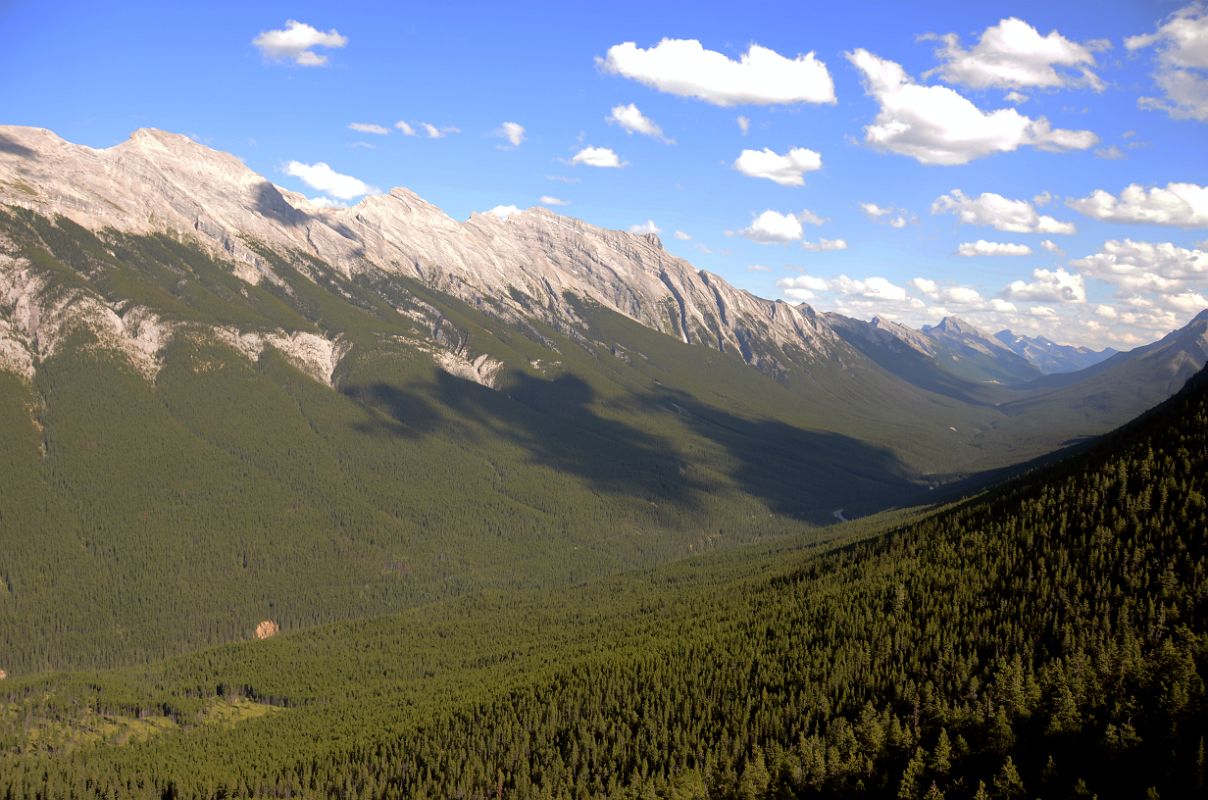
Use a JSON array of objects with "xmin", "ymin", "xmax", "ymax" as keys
[{"xmin": 0, "ymin": 368, "xmax": 1204, "ymax": 796}]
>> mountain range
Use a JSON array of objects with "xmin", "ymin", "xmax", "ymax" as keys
[{"xmin": 0, "ymin": 125, "xmax": 1205, "ymax": 672}]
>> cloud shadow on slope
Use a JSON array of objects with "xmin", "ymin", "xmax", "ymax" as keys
[
  {"xmin": 0, "ymin": 133, "xmax": 36, "ymax": 158},
  {"xmin": 631, "ymin": 387, "xmax": 926, "ymax": 521},
  {"xmin": 347, "ymin": 368, "xmax": 708, "ymax": 509},
  {"xmin": 346, "ymin": 362, "xmax": 926, "ymax": 522},
  {"xmin": 253, "ymin": 182, "xmax": 309, "ymax": 228}
]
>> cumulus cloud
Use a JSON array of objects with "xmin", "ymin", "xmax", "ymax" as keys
[
  {"xmin": 957, "ymin": 240, "xmax": 1033, "ymax": 256},
  {"xmin": 1004, "ymin": 267, "xmax": 1087, "ymax": 302},
  {"xmin": 305, "ymin": 196, "xmax": 345, "ymax": 209},
  {"xmin": 484, "ymin": 205, "xmax": 522, "ymax": 219},
  {"xmin": 732, "ymin": 147, "xmax": 823, "ymax": 186},
  {"xmin": 395, "ymin": 121, "xmax": 416, "ymax": 136},
  {"xmin": 778, "ymin": 274, "xmax": 908, "ymax": 303},
  {"xmin": 607, "ymin": 104, "xmax": 672, "ymax": 142},
  {"xmin": 737, "ymin": 116, "xmax": 750, "ymax": 135},
  {"xmin": 496, "ymin": 122, "xmax": 525, "ymax": 147},
  {"xmin": 860, "ymin": 202, "xmax": 912, "ymax": 228},
  {"xmin": 801, "ymin": 238, "xmax": 848, "ymax": 252},
  {"xmin": 348, "ymin": 123, "xmax": 389, "ymax": 135},
  {"xmin": 253, "ymin": 20, "xmax": 347, "ymax": 66},
  {"xmin": 674, "ymin": 230, "xmax": 692, "ymax": 240},
  {"xmin": 911, "ymin": 278, "xmax": 986, "ymax": 306},
  {"xmin": 1066, "ymin": 182, "xmax": 1208, "ymax": 226},
  {"xmin": 1071, "ymin": 240, "xmax": 1208, "ymax": 293},
  {"xmin": 1095, "ymin": 145, "xmax": 1125, "ymax": 160},
  {"xmin": 570, "ymin": 146, "xmax": 625, "ymax": 168},
  {"xmin": 1127, "ymin": 4, "xmax": 1208, "ymax": 121},
  {"xmin": 846, "ymin": 48, "xmax": 1099, "ymax": 165},
  {"xmin": 1040, "ymin": 239, "xmax": 1065, "ymax": 255},
  {"xmin": 284, "ymin": 161, "xmax": 378, "ymax": 200},
  {"xmin": 539, "ymin": 195, "xmax": 568, "ymax": 206},
  {"xmin": 740, "ymin": 210, "xmax": 804, "ymax": 243},
  {"xmin": 630, "ymin": 220, "xmax": 661, "ymax": 235},
  {"xmin": 599, "ymin": 39, "xmax": 836, "ymax": 106},
  {"xmin": 924, "ymin": 17, "xmax": 1107, "ymax": 91},
  {"xmin": 830, "ymin": 275, "xmax": 909, "ymax": 301},
  {"xmin": 421, "ymin": 123, "xmax": 460, "ymax": 139},
  {"xmin": 933, "ymin": 189, "xmax": 1077, "ymax": 234}
]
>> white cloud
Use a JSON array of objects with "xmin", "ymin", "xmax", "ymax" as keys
[
  {"xmin": 1004, "ymin": 267, "xmax": 1087, "ymax": 302},
  {"xmin": 253, "ymin": 20, "xmax": 347, "ymax": 67},
  {"xmin": 801, "ymin": 238, "xmax": 848, "ymax": 252},
  {"xmin": 421, "ymin": 123, "xmax": 460, "ymax": 139},
  {"xmin": 798, "ymin": 209, "xmax": 826, "ymax": 226},
  {"xmin": 933, "ymin": 189, "xmax": 1077, "ymax": 234},
  {"xmin": 911, "ymin": 277, "xmax": 938, "ymax": 295},
  {"xmin": 778, "ymin": 274, "xmax": 829, "ymax": 301},
  {"xmin": 284, "ymin": 161, "xmax": 378, "ymax": 200},
  {"xmin": 1066, "ymin": 182, "xmax": 1208, "ymax": 226},
  {"xmin": 599, "ymin": 39, "xmax": 836, "ymax": 106},
  {"xmin": 607, "ymin": 104, "xmax": 672, "ymax": 142},
  {"xmin": 1040, "ymin": 239, "xmax": 1065, "ymax": 255},
  {"xmin": 911, "ymin": 277, "xmax": 986, "ymax": 306},
  {"xmin": 674, "ymin": 230, "xmax": 692, "ymax": 240},
  {"xmin": 539, "ymin": 195, "xmax": 568, "ymax": 206},
  {"xmin": 630, "ymin": 219, "xmax": 661, "ymax": 235},
  {"xmin": 957, "ymin": 240, "xmax": 1033, "ymax": 256},
  {"xmin": 1029, "ymin": 305, "xmax": 1058, "ymax": 317},
  {"xmin": 747, "ymin": 264, "xmax": 772, "ymax": 272},
  {"xmin": 348, "ymin": 123, "xmax": 389, "ymax": 135},
  {"xmin": 1005, "ymin": 90, "xmax": 1029, "ymax": 104},
  {"xmin": 395, "ymin": 121, "xmax": 416, "ymax": 136},
  {"xmin": 496, "ymin": 121, "xmax": 525, "ymax": 147},
  {"xmin": 737, "ymin": 116, "xmax": 750, "ymax": 135},
  {"xmin": 860, "ymin": 202, "xmax": 912, "ymax": 228},
  {"xmin": 1072, "ymin": 239, "xmax": 1208, "ymax": 293},
  {"xmin": 732, "ymin": 147, "xmax": 823, "ymax": 187},
  {"xmin": 778, "ymin": 273, "xmax": 907, "ymax": 303},
  {"xmin": 1127, "ymin": 4, "xmax": 1208, "ymax": 121},
  {"xmin": 305, "ymin": 196, "xmax": 345, "ymax": 209},
  {"xmin": 846, "ymin": 48, "xmax": 1099, "ymax": 165},
  {"xmin": 571, "ymin": 146, "xmax": 624, "ymax": 168},
  {"xmin": 1095, "ymin": 145, "xmax": 1125, "ymax": 160},
  {"xmin": 1162, "ymin": 289, "xmax": 1208, "ymax": 312},
  {"xmin": 1095, "ymin": 304, "xmax": 1118, "ymax": 319},
  {"xmin": 925, "ymin": 17, "xmax": 1106, "ymax": 91},
  {"xmin": 485, "ymin": 204, "xmax": 522, "ymax": 219},
  {"xmin": 830, "ymin": 275, "xmax": 909, "ymax": 302},
  {"xmin": 740, "ymin": 210, "xmax": 804, "ymax": 243}
]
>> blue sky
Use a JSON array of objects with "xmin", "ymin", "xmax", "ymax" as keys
[{"xmin": 2, "ymin": 0, "xmax": 1206, "ymax": 348}]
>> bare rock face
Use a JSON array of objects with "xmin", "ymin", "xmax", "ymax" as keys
[
  {"xmin": 254, "ymin": 620, "xmax": 279, "ymax": 640},
  {"xmin": 0, "ymin": 125, "xmax": 846, "ymax": 377}
]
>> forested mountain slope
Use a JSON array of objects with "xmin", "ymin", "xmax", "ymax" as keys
[
  {"xmin": 1, "ymin": 362, "xmax": 1203, "ymax": 798},
  {"xmin": 4, "ymin": 195, "xmax": 1199, "ymax": 675}
]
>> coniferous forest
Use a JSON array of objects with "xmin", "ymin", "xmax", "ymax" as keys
[{"xmin": 1, "ymin": 352, "xmax": 1204, "ymax": 797}]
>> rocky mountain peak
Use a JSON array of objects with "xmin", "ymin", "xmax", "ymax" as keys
[{"xmin": 639, "ymin": 232, "xmax": 664, "ymax": 251}]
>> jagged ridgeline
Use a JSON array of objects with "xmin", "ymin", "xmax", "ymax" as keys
[{"xmin": 0, "ymin": 370, "xmax": 1204, "ymax": 798}]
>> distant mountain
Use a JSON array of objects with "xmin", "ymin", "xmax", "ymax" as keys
[
  {"xmin": 1003, "ymin": 308, "xmax": 1208, "ymax": 428},
  {"xmin": 920, "ymin": 315, "xmax": 1041, "ymax": 384},
  {"xmin": 994, "ymin": 329, "xmax": 1116, "ymax": 374}
]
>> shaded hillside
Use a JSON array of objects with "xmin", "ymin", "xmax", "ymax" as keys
[{"xmin": 0, "ymin": 362, "xmax": 1203, "ymax": 798}]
